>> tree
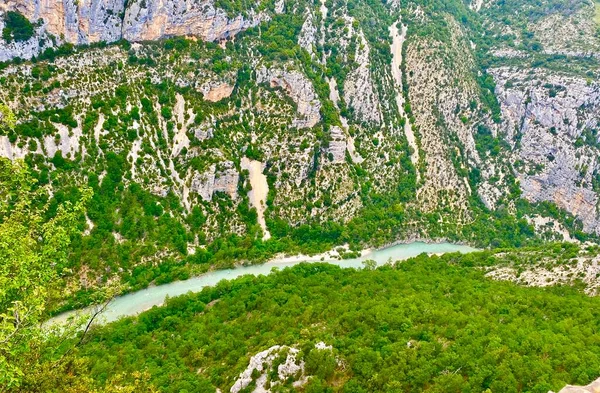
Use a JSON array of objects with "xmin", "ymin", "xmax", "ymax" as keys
[
  {"xmin": 361, "ymin": 259, "xmax": 377, "ymax": 271},
  {"xmin": 2, "ymin": 11, "xmax": 35, "ymax": 43},
  {"xmin": 0, "ymin": 158, "xmax": 94, "ymax": 390},
  {"xmin": 0, "ymin": 104, "xmax": 16, "ymax": 132}
]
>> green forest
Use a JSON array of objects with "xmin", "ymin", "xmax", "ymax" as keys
[
  {"xmin": 71, "ymin": 255, "xmax": 600, "ymax": 392},
  {"xmin": 2, "ymin": 11, "xmax": 34, "ymax": 43}
]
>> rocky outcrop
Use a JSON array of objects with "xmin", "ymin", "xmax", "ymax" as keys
[
  {"xmin": 230, "ymin": 345, "xmax": 305, "ymax": 393},
  {"xmin": 192, "ymin": 125, "xmax": 214, "ymax": 141},
  {"xmin": 201, "ymin": 82, "xmax": 234, "ymax": 102},
  {"xmin": 44, "ymin": 123, "xmax": 84, "ymax": 159},
  {"xmin": 492, "ymin": 67, "xmax": 600, "ymax": 233},
  {"xmin": 190, "ymin": 161, "xmax": 239, "ymax": 201},
  {"xmin": 122, "ymin": 0, "xmax": 267, "ymax": 42},
  {"xmin": 553, "ymin": 377, "xmax": 600, "ymax": 393},
  {"xmin": 470, "ymin": 0, "xmax": 484, "ymax": 12},
  {"xmin": 343, "ymin": 30, "xmax": 382, "ymax": 124},
  {"xmin": 298, "ymin": 8, "xmax": 317, "ymax": 56},
  {"xmin": 274, "ymin": 0, "xmax": 285, "ymax": 14},
  {"xmin": 0, "ymin": 17, "xmax": 54, "ymax": 62},
  {"xmin": 230, "ymin": 343, "xmax": 333, "ymax": 393},
  {"xmin": 326, "ymin": 126, "xmax": 348, "ymax": 164},
  {"xmin": 0, "ymin": 0, "xmax": 270, "ymax": 61},
  {"xmin": 256, "ymin": 66, "xmax": 321, "ymax": 129}
]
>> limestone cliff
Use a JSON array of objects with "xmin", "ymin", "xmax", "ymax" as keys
[
  {"xmin": 0, "ymin": 0, "xmax": 270, "ymax": 60},
  {"xmin": 122, "ymin": 0, "xmax": 267, "ymax": 42},
  {"xmin": 1, "ymin": 0, "xmax": 124, "ymax": 45},
  {"xmin": 493, "ymin": 67, "xmax": 600, "ymax": 233}
]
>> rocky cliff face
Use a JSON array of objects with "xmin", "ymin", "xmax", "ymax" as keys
[
  {"xmin": 0, "ymin": 0, "xmax": 269, "ymax": 60},
  {"xmin": 122, "ymin": 0, "xmax": 267, "ymax": 42},
  {"xmin": 493, "ymin": 67, "xmax": 600, "ymax": 233},
  {"xmin": 1, "ymin": 0, "xmax": 124, "ymax": 45}
]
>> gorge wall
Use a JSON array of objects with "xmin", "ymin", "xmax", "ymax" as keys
[
  {"xmin": 0, "ymin": 0, "xmax": 266, "ymax": 61},
  {"xmin": 0, "ymin": 0, "xmax": 600, "ymax": 279}
]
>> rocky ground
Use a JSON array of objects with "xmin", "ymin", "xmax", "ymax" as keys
[
  {"xmin": 485, "ymin": 245, "xmax": 600, "ymax": 295},
  {"xmin": 553, "ymin": 376, "xmax": 600, "ymax": 393},
  {"xmin": 230, "ymin": 342, "xmax": 334, "ymax": 393}
]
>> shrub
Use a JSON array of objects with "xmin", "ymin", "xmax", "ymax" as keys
[{"xmin": 2, "ymin": 11, "xmax": 35, "ymax": 43}]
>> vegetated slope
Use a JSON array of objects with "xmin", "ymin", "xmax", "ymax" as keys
[
  {"xmin": 76, "ymin": 254, "xmax": 600, "ymax": 392},
  {"xmin": 0, "ymin": 0, "xmax": 599, "ymax": 306}
]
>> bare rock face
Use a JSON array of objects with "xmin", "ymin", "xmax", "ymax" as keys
[
  {"xmin": 2, "ymin": 0, "xmax": 124, "ymax": 45},
  {"xmin": 0, "ymin": 0, "xmax": 268, "ymax": 61},
  {"xmin": 73, "ymin": 0, "xmax": 125, "ymax": 44},
  {"xmin": 492, "ymin": 67, "xmax": 600, "ymax": 233},
  {"xmin": 551, "ymin": 377, "xmax": 600, "ymax": 393},
  {"xmin": 274, "ymin": 0, "xmax": 285, "ymax": 14},
  {"xmin": 123, "ymin": 0, "xmax": 266, "ymax": 42},
  {"xmin": 343, "ymin": 30, "xmax": 382, "ymax": 124},
  {"xmin": 44, "ymin": 123, "xmax": 84, "ymax": 159},
  {"xmin": 256, "ymin": 66, "xmax": 321, "ymax": 129},
  {"xmin": 190, "ymin": 161, "xmax": 239, "ymax": 201},
  {"xmin": 326, "ymin": 126, "xmax": 348, "ymax": 164},
  {"xmin": 0, "ymin": 135, "xmax": 28, "ymax": 160},
  {"xmin": 0, "ymin": 15, "xmax": 54, "ymax": 61},
  {"xmin": 1, "ymin": 0, "xmax": 124, "ymax": 60},
  {"xmin": 230, "ymin": 345, "xmax": 305, "ymax": 393},
  {"xmin": 230, "ymin": 343, "xmax": 333, "ymax": 393},
  {"xmin": 201, "ymin": 82, "xmax": 235, "ymax": 102},
  {"xmin": 192, "ymin": 125, "xmax": 214, "ymax": 141},
  {"xmin": 298, "ymin": 8, "xmax": 317, "ymax": 56}
]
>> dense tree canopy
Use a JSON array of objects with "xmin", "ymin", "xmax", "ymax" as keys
[
  {"xmin": 2, "ymin": 11, "xmax": 34, "ymax": 43},
  {"xmin": 0, "ymin": 157, "xmax": 94, "ymax": 389},
  {"xmin": 78, "ymin": 254, "xmax": 600, "ymax": 392}
]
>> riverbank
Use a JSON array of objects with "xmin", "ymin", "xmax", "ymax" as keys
[
  {"xmin": 48, "ymin": 241, "xmax": 478, "ymax": 326},
  {"xmin": 265, "ymin": 238, "xmax": 478, "ymax": 265}
]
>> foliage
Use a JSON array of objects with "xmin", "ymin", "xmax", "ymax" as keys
[
  {"xmin": 0, "ymin": 158, "xmax": 85, "ymax": 388},
  {"xmin": 0, "ymin": 158, "xmax": 148, "ymax": 393},
  {"xmin": 0, "ymin": 104, "xmax": 16, "ymax": 132},
  {"xmin": 2, "ymin": 11, "xmax": 34, "ymax": 43},
  {"xmin": 79, "ymin": 255, "xmax": 600, "ymax": 392}
]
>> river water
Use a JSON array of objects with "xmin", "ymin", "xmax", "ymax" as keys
[{"xmin": 49, "ymin": 242, "xmax": 476, "ymax": 325}]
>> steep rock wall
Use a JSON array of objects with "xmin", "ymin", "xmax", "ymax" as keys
[
  {"xmin": 122, "ymin": 0, "xmax": 267, "ymax": 42},
  {"xmin": 493, "ymin": 67, "xmax": 600, "ymax": 233},
  {"xmin": 1, "ymin": 0, "xmax": 124, "ymax": 45},
  {"xmin": 0, "ymin": 0, "xmax": 269, "ymax": 60}
]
